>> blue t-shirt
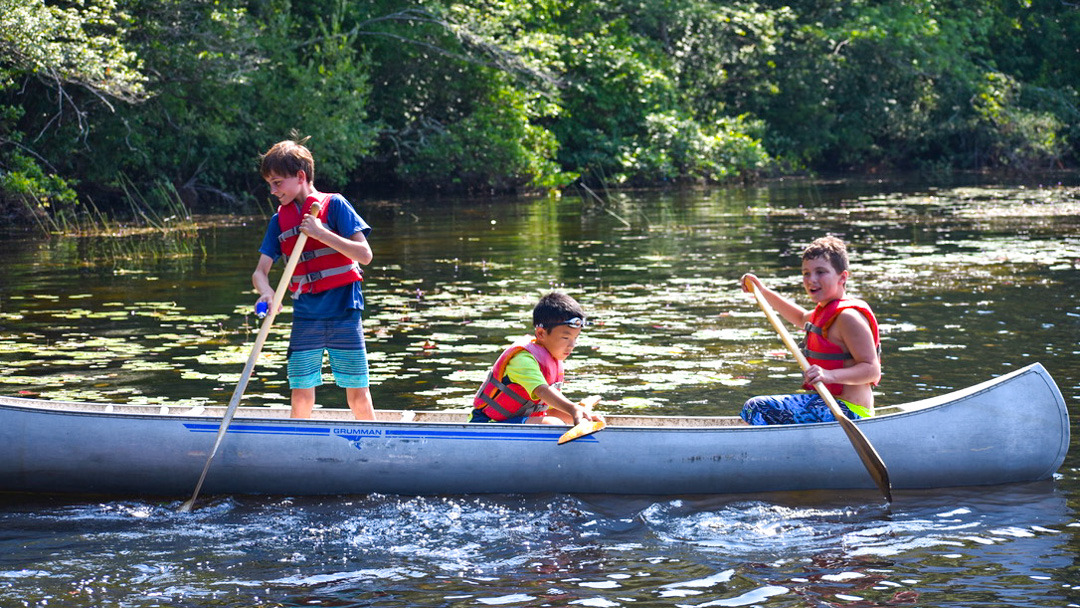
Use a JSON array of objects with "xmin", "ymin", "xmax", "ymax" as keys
[{"xmin": 258, "ymin": 193, "xmax": 372, "ymax": 319}]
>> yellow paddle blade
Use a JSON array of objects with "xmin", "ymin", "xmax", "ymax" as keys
[{"xmin": 558, "ymin": 420, "xmax": 606, "ymax": 444}]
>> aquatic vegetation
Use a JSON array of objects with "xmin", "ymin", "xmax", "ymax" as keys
[
  {"xmin": 12, "ymin": 176, "xmax": 205, "ymax": 270},
  {"xmin": 0, "ymin": 183, "xmax": 1077, "ymax": 417}
]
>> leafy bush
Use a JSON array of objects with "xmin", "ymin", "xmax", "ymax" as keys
[
  {"xmin": 0, "ymin": 151, "xmax": 80, "ymax": 225},
  {"xmin": 398, "ymin": 84, "xmax": 575, "ymax": 190},
  {"xmin": 618, "ymin": 112, "xmax": 770, "ymax": 183}
]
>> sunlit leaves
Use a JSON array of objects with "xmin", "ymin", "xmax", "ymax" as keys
[
  {"xmin": 5, "ymin": 0, "xmax": 1078, "ymax": 222},
  {"xmin": 0, "ymin": 0, "xmax": 147, "ymax": 101},
  {"xmin": 398, "ymin": 82, "xmax": 572, "ymax": 189}
]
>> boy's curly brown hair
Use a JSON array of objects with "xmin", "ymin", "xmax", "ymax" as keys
[
  {"xmin": 260, "ymin": 136, "xmax": 314, "ymax": 182},
  {"xmin": 802, "ymin": 236, "xmax": 849, "ymax": 273}
]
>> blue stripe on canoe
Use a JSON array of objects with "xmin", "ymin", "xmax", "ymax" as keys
[
  {"xmin": 182, "ymin": 423, "xmax": 599, "ymax": 443},
  {"xmin": 383, "ymin": 428, "xmax": 595, "ymax": 442},
  {"xmin": 183, "ymin": 423, "xmax": 329, "ymax": 436}
]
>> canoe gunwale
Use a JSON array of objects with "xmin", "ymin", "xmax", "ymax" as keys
[{"xmin": 0, "ymin": 362, "xmax": 1064, "ymax": 431}]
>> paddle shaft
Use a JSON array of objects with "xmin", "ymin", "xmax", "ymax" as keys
[
  {"xmin": 179, "ymin": 202, "xmax": 322, "ymax": 512},
  {"xmin": 749, "ymin": 283, "xmax": 893, "ymax": 503}
]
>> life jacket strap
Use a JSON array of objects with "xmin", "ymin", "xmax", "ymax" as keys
[
  {"xmin": 474, "ymin": 372, "xmax": 544, "ymax": 419},
  {"xmin": 291, "ymin": 263, "xmax": 361, "ymax": 293},
  {"xmin": 803, "ymin": 323, "xmax": 882, "ymax": 358},
  {"xmin": 278, "ymin": 226, "xmax": 302, "ymax": 242},
  {"xmin": 802, "ymin": 347, "xmax": 852, "ymax": 361},
  {"xmin": 802, "ymin": 344, "xmax": 882, "ymax": 359},
  {"xmin": 299, "ymin": 247, "xmax": 338, "ymax": 262}
]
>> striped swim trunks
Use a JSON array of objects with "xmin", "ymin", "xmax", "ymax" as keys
[{"xmin": 287, "ymin": 311, "xmax": 369, "ymax": 389}]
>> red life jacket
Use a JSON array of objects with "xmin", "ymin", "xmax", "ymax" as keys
[
  {"xmin": 802, "ymin": 298, "xmax": 881, "ymax": 396},
  {"xmin": 473, "ymin": 336, "xmax": 564, "ymax": 421},
  {"xmin": 277, "ymin": 193, "xmax": 363, "ymax": 295}
]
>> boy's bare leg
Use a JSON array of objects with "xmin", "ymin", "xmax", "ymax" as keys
[
  {"xmin": 291, "ymin": 387, "xmax": 316, "ymax": 418},
  {"xmin": 346, "ymin": 387, "xmax": 376, "ymax": 420},
  {"xmin": 532, "ymin": 408, "xmax": 573, "ymax": 425}
]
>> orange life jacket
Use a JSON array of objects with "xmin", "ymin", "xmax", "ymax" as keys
[
  {"xmin": 802, "ymin": 298, "xmax": 881, "ymax": 396},
  {"xmin": 277, "ymin": 193, "xmax": 363, "ymax": 295},
  {"xmin": 473, "ymin": 336, "xmax": 564, "ymax": 421}
]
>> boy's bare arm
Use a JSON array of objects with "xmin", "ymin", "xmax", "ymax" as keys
[
  {"xmin": 299, "ymin": 217, "xmax": 374, "ymax": 265},
  {"xmin": 534, "ymin": 384, "xmax": 604, "ymax": 425},
  {"xmin": 252, "ymin": 254, "xmax": 276, "ymax": 301},
  {"xmin": 741, "ymin": 274, "xmax": 808, "ymax": 327},
  {"xmin": 812, "ymin": 309, "xmax": 881, "ymax": 387}
]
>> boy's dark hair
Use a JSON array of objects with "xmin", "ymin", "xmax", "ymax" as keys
[
  {"xmin": 533, "ymin": 292, "xmax": 585, "ymax": 328},
  {"xmin": 802, "ymin": 236, "xmax": 849, "ymax": 273},
  {"xmin": 260, "ymin": 137, "xmax": 315, "ymax": 182}
]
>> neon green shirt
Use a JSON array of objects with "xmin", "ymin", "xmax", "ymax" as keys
[{"xmin": 504, "ymin": 351, "xmax": 548, "ymax": 400}]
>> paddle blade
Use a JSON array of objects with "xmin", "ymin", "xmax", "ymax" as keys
[
  {"xmin": 835, "ymin": 416, "xmax": 893, "ymax": 503},
  {"xmin": 558, "ymin": 420, "xmax": 606, "ymax": 444}
]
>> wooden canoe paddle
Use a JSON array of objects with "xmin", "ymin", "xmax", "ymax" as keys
[
  {"xmin": 558, "ymin": 395, "xmax": 604, "ymax": 444},
  {"xmin": 179, "ymin": 201, "xmax": 322, "ymax": 512},
  {"xmin": 748, "ymin": 283, "xmax": 893, "ymax": 503}
]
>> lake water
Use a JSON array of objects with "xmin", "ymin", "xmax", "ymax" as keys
[{"xmin": 1, "ymin": 177, "xmax": 1078, "ymax": 607}]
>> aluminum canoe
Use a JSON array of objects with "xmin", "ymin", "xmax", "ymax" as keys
[{"xmin": 0, "ymin": 362, "xmax": 1068, "ymax": 497}]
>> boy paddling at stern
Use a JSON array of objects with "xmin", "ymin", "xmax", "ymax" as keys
[
  {"xmin": 470, "ymin": 292, "xmax": 606, "ymax": 426},
  {"xmin": 252, "ymin": 138, "xmax": 376, "ymax": 420},
  {"xmin": 740, "ymin": 236, "xmax": 881, "ymax": 425}
]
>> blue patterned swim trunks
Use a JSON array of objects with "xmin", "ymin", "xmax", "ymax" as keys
[{"xmin": 740, "ymin": 392, "xmax": 862, "ymax": 425}]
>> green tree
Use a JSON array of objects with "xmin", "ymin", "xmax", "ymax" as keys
[
  {"xmin": 4, "ymin": 0, "xmax": 1079, "ymax": 225},
  {"xmin": 0, "ymin": 0, "xmax": 146, "ymax": 221},
  {"xmin": 358, "ymin": 1, "xmax": 573, "ymax": 191},
  {"xmin": 91, "ymin": 0, "xmax": 378, "ymax": 209},
  {"xmin": 731, "ymin": 0, "xmax": 1075, "ymax": 170},
  {"xmin": 357, "ymin": 0, "xmax": 771, "ymax": 190}
]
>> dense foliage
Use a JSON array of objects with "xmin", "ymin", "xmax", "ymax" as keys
[{"xmin": 2, "ymin": 0, "xmax": 1077, "ymax": 221}]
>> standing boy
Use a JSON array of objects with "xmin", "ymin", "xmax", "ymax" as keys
[
  {"xmin": 252, "ymin": 138, "xmax": 375, "ymax": 420},
  {"xmin": 739, "ymin": 236, "xmax": 881, "ymax": 425},
  {"xmin": 470, "ymin": 292, "xmax": 605, "ymax": 426}
]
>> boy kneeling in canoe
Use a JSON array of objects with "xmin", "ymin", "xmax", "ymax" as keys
[
  {"xmin": 740, "ymin": 236, "xmax": 881, "ymax": 425},
  {"xmin": 470, "ymin": 292, "xmax": 605, "ymax": 426}
]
